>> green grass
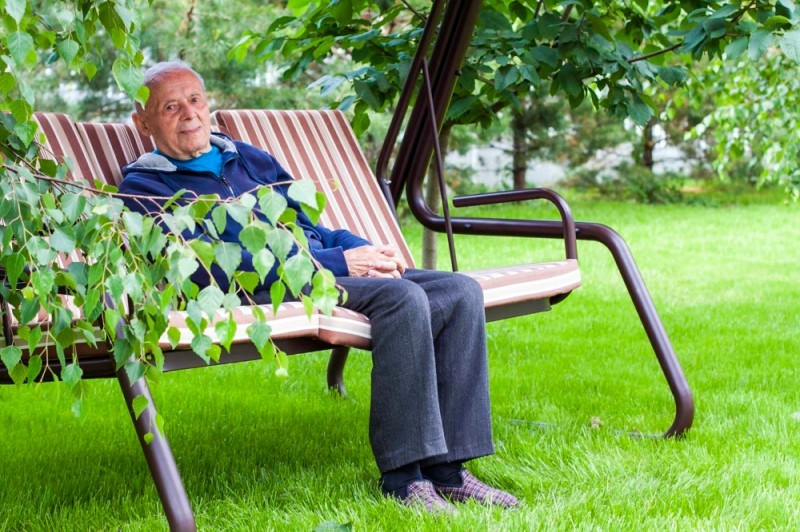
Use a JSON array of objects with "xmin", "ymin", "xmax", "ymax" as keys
[{"xmin": 2, "ymin": 195, "xmax": 799, "ymax": 530}]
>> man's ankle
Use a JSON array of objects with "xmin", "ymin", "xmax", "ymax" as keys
[
  {"xmin": 380, "ymin": 462, "xmax": 423, "ymax": 496},
  {"xmin": 421, "ymin": 461, "xmax": 464, "ymax": 488}
]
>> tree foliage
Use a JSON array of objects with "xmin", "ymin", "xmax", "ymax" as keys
[
  {"xmin": 691, "ymin": 49, "xmax": 800, "ymax": 198},
  {"xmin": 0, "ymin": 0, "xmax": 339, "ymax": 415},
  {"xmin": 239, "ymin": 0, "xmax": 800, "ymax": 197}
]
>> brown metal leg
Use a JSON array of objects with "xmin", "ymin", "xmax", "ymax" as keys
[
  {"xmin": 326, "ymin": 346, "xmax": 350, "ymax": 397},
  {"xmin": 576, "ymin": 221, "xmax": 695, "ymax": 437},
  {"xmin": 406, "ymin": 208, "xmax": 695, "ymax": 437},
  {"xmin": 117, "ymin": 365, "xmax": 196, "ymax": 531}
]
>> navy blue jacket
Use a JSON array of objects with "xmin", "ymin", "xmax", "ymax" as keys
[{"xmin": 119, "ymin": 133, "xmax": 370, "ymax": 292}]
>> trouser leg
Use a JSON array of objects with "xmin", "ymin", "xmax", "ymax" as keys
[
  {"xmin": 400, "ymin": 270, "xmax": 494, "ymax": 466},
  {"xmin": 336, "ymin": 269, "xmax": 493, "ymax": 472}
]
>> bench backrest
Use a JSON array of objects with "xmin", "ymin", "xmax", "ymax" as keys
[
  {"xmin": 213, "ymin": 109, "xmax": 414, "ymax": 268},
  {"xmin": 41, "ymin": 110, "xmax": 412, "ymax": 268},
  {"xmin": 76, "ymin": 121, "xmax": 155, "ymax": 186},
  {"xmin": 33, "ymin": 112, "xmax": 96, "ymax": 181}
]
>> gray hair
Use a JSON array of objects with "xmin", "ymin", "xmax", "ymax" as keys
[{"xmin": 135, "ymin": 60, "xmax": 206, "ymax": 111}]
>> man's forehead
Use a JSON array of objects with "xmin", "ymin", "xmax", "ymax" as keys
[{"xmin": 149, "ymin": 70, "xmax": 205, "ymax": 100}]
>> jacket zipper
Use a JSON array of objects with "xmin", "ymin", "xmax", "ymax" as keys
[{"xmin": 219, "ymin": 173, "xmax": 235, "ymax": 197}]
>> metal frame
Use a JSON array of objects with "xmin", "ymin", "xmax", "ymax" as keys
[{"xmin": 381, "ymin": 0, "xmax": 694, "ymax": 437}]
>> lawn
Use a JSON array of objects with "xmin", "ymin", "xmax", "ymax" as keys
[{"xmin": 1, "ymin": 193, "xmax": 798, "ymax": 530}]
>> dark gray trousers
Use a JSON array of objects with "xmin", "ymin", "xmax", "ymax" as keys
[{"xmin": 336, "ymin": 269, "xmax": 494, "ymax": 473}]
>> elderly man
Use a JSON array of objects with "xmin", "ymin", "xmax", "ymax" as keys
[{"xmin": 119, "ymin": 61, "xmax": 518, "ymax": 512}]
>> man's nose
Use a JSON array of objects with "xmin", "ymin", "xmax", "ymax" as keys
[{"xmin": 177, "ymin": 102, "xmax": 194, "ymax": 119}]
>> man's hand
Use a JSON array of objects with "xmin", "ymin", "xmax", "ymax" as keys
[{"xmin": 344, "ymin": 244, "xmax": 407, "ymax": 279}]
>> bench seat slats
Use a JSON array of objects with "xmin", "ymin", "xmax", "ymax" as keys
[
  {"xmin": 465, "ymin": 259, "xmax": 581, "ymax": 308},
  {"xmin": 163, "ymin": 302, "xmax": 371, "ymax": 352}
]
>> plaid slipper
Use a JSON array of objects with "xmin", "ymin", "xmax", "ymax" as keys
[
  {"xmin": 392, "ymin": 480, "xmax": 457, "ymax": 514},
  {"xmin": 434, "ymin": 470, "xmax": 519, "ymax": 508}
]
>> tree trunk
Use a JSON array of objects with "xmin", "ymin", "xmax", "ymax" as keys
[
  {"xmin": 422, "ymin": 125, "xmax": 452, "ymax": 270},
  {"xmin": 642, "ymin": 117, "xmax": 656, "ymax": 170},
  {"xmin": 511, "ymin": 109, "xmax": 527, "ymax": 190}
]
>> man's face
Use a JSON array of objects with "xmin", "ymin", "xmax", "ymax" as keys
[{"xmin": 133, "ymin": 69, "xmax": 212, "ymax": 160}]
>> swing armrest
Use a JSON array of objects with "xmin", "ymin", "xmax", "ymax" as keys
[{"xmin": 452, "ymin": 188, "xmax": 577, "ymax": 260}]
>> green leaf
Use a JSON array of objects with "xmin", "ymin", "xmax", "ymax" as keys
[
  {"xmin": 8, "ymin": 31, "xmax": 34, "ymax": 67},
  {"xmin": 124, "ymin": 359, "xmax": 146, "ymax": 384},
  {"xmin": 247, "ymin": 321, "xmax": 274, "ymax": 360},
  {"xmin": 724, "ymin": 36, "xmax": 748, "ymax": 61},
  {"xmin": 61, "ymin": 362, "xmax": 83, "ymax": 389},
  {"xmin": 14, "ymin": 120, "xmax": 37, "ymax": 147},
  {"xmin": 780, "ymin": 28, "xmax": 800, "ymax": 62},
  {"xmin": 282, "ymin": 255, "xmax": 314, "ymax": 296},
  {"xmin": 214, "ymin": 242, "xmax": 243, "ymax": 280},
  {"xmin": 270, "ymin": 281, "xmax": 286, "ymax": 314},
  {"xmin": 225, "ymin": 201, "xmax": 253, "ymax": 227},
  {"xmin": 234, "ymin": 271, "xmax": 259, "ymax": 293},
  {"xmin": 190, "ymin": 334, "xmax": 212, "ymax": 363},
  {"xmin": 354, "ymin": 80, "xmax": 381, "ymax": 108},
  {"xmin": 0, "ymin": 73, "xmax": 16, "ymax": 95},
  {"xmin": 112, "ymin": 57, "xmax": 143, "ymax": 101},
  {"xmin": 189, "ymin": 240, "xmax": 215, "ymax": 268},
  {"xmin": 0, "ymin": 346, "xmax": 23, "ymax": 380},
  {"xmin": 253, "ymin": 249, "xmax": 276, "ymax": 283},
  {"xmin": 765, "ymin": 15, "xmax": 792, "ymax": 30},
  {"xmin": 167, "ymin": 326, "xmax": 181, "ymax": 349},
  {"xmin": 122, "ymin": 211, "xmax": 144, "ymax": 237},
  {"xmin": 4, "ymin": 253, "xmax": 25, "ymax": 286},
  {"xmin": 176, "ymin": 255, "xmax": 199, "ymax": 280},
  {"xmin": 61, "ymin": 193, "xmax": 87, "ymax": 222},
  {"xmin": 258, "ymin": 191, "xmax": 288, "ymax": 225},
  {"xmin": 310, "ymin": 270, "xmax": 339, "ymax": 316},
  {"xmin": 265, "ymin": 229, "xmax": 293, "ymax": 263},
  {"xmin": 287, "ymin": 181, "xmax": 319, "ymax": 209},
  {"xmin": 240, "ymin": 224, "xmax": 268, "ymax": 254},
  {"xmin": 495, "ymin": 65, "xmax": 519, "ymax": 92},
  {"xmin": 20, "ymin": 299, "xmax": 41, "ymax": 327},
  {"xmin": 57, "ymin": 39, "xmax": 80, "ymax": 67},
  {"xmin": 330, "ymin": 0, "xmax": 353, "ymax": 26},
  {"xmin": 5, "ymin": 0, "xmax": 26, "ymax": 23},
  {"xmin": 214, "ymin": 315, "xmax": 237, "ymax": 351},
  {"xmin": 105, "ymin": 309, "xmax": 122, "ymax": 342},
  {"xmin": 123, "ymin": 272, "xmax": 144, "ymax": 302},
  {"xmin": 27, "ymin": 354, "xmax": 42, "ymax": 383},
  {"xmin": 748, "ymin": 29, "xmax": 775, "ymax": 60},
  {"xmin": 32, "ymin": 269, "xmax": 56, "ymax": 296},
  {"xmin": 659, "ymin": 66, "xmax": 687, "ymax": 86},
  {"xmin": 212, "ymin": 205, "xmax": 228, "ymax": 234},
  {"xmin": 132, "ymin": 394, "xmax": 149, "ymax": 420},
  {"xmin": 626, "ymin": 95, "xmax": 654, "ymax": 127},
  {"xmin": 197, "ymin": 285, "xmax": 224, "ymax": 318},
  {"xmin": 50, "ymin": 226, "xmax": 77, "ymax": 253},
  {"xmin": 275, "ymin": 350, "xmax": 289, "ymax": 377}
]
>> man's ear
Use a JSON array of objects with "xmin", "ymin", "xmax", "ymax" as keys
[{"xmin": 132, "ymin": 111, "xmax": 150, "ymax": 137}]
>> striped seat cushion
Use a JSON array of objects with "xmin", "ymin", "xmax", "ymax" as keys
[
  {"xmin": 163, "ymin": 302, "xmax": 370, "ymax": 352},
  {"xmin": 464, "ymin": 260, "xmax": 581, "ymax": 320}
]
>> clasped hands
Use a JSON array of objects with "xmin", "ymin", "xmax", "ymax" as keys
[{"xmin": 344, "ymin": 244, "xmax": 407, "ymax": 279}]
